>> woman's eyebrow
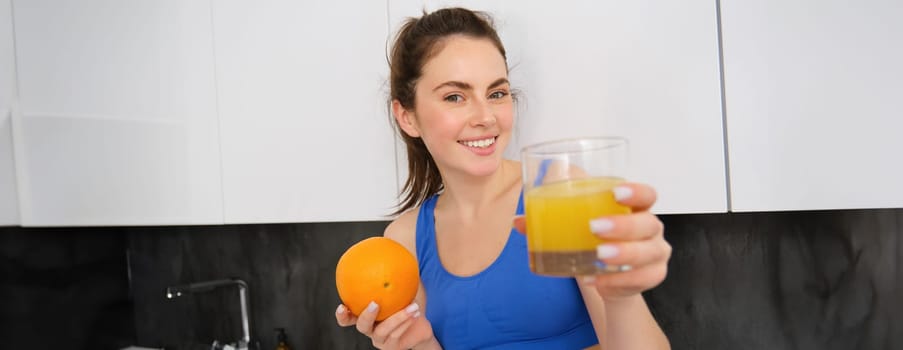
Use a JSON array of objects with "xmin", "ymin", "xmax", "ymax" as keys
[
  {"xmin": 433, "ymin": 80, "xmax": 471, "ymax": 92},
  {"xmin": 488, "ymin": 78, "xmax": 509, "ymax": 89},
  {"xmin": 432, "ymin": 77, "xmax": 509, "ymax": 92}
]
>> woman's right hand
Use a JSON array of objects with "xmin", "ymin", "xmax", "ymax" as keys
[{"xmin": 336, "ymin": 302, "xmax": 437, "ymax": 349}]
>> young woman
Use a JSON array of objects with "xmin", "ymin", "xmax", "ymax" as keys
[{"xmin": 336, "ymin": 8, "xmax": 671, "ymax": 350}]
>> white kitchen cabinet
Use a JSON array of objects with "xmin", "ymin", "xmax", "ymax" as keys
[
  {"xmin": 0, "ymin": 0, "xmax": 18, "ymax": 226},
  {"xmin": 12, "ymin": 0, "xmax": 223, "ymax": 226},
  {"xmin": 212, "ymin": 0, "xmax": 398, "ymax": 223},
  {"xmin": 389, "ymin": 0, "xmax": 728, "ymax": 214},
  {"xmin": 721, "ymin": 0, "xmax": 903, "ymax": 211}
]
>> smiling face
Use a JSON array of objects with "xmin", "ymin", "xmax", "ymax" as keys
[{"xmin": 394, "ymin": 35, "xmax": 514, "ymax": 179}]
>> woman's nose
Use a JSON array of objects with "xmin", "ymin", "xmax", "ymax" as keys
[{"xmin": 469, "ymin": 99, "xmax": 497, "ymax": 127}]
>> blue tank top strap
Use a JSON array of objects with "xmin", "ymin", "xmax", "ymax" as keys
[
  {"xmin": 415, "ymin": 194, "xmax": 440, "ymax": 273},
  {"xmin": 516, "ymin": 189, "xmax": 524, "ymax": 216}
]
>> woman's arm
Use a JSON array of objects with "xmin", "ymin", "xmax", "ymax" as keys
[
  {"xmin": 580, "ymin": 183, "xmax": 671, "ymax": 349},
  {"xmin": 385, "ymin": 212, "xmax": 443, "ymax": 350},
  {"xmin": 336, "ymin": 210, "xmax": 443, "ymax": 350},
  {"xmin": 579, "ymin": 285, "xmax": 670, "ymax": 350}
]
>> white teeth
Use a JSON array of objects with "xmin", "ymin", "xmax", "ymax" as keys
[{"xmin": 462, "ymin": 137, "xmax": 495, "ymax": 148}]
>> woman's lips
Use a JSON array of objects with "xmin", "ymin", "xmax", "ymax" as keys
[{"xmin": 458, "ymin": 136, "xmax": 498, "ymax": 156}]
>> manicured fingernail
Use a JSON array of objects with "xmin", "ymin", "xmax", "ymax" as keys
[
  {"xmin": 613, "ymin": 186, "xmax": 633, "ymax": 201},
  {"xmin": 366, "ymin": 301, "xmax": 379, "ymax": 313},
  {"xmin": 597, "ymin": 244, "xmax": 619, "ymax": 259},
  {"xmin": 413, "ymin": 311, "xmax": 421, "ymax": 318},
  {"xmin": 590, "ymin": 218, "xmax": 614, "ymax": 234},
  {"xmin": 336, "ymin": 304, "xmax": 346, "ymax": 314},
  {"xmin": 581, "ymin": 275, "xmax": 597, "ymax": 285},
  {"xmin": 404, "ymin": 303, "xmax": 420, "ymax": 314}
]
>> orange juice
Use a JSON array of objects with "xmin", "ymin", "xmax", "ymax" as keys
[{"xmin": 525, "ymin": 176, "xmax": 631, "ymax": 276}]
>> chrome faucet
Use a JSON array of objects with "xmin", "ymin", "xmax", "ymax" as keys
[{"xmin": 166, "ymin": 278, "xmax": 252, "ymax": 350}]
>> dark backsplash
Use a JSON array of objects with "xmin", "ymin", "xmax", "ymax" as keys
[
  {"xmin": 647, "ymin": 209, "xmax": 902, "ymax": 350},
  {"xmin": 0, "ymin": 227, "xmax": 135, "ymax": 349},
  {"xmin": 126, "ymin": 222, "xmax": 387, "ymax": 350},
  {"xmin": 1, "ymin": 209, "xmax": 900, "ymax": 350}
]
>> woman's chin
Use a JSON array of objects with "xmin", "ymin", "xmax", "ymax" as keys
[{"xmin": 467, "ymin": 158, "xmax": 504, "ymax": 177}]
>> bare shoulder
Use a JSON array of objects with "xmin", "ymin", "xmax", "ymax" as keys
[{"xmin": 384, "ymin": 208, "xmax": 419, "ymax": 254}]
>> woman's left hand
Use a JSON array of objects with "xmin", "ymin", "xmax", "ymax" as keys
[{"xmin": 513, "ymin": 182, "xmax": 671, "ymax": 301}]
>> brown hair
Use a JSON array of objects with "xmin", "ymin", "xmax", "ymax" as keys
[{"xmin": 389, "ymin": 7, "xmax": 508, "ymax": 215}]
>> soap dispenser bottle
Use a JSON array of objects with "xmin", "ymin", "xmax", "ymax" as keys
[{"xmin": 274, "ymin": 328, "xmax": 291, "ymax": 350}]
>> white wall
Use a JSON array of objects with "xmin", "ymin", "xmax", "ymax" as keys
[
  {"xmin": 0, "ymin": 0, "xmax": 19, "ymax": 225},
  {"xmin": 213, "ymin": 0, "xmax": 399, "ymax": 223},
  {"xmin": 722, "ymin": 0, "xmax": 903, "ymax": 211},
  {"xmin": 12, "ymin": 0, "xmax": 223, "ymax": 226},
  {"xmin": 4, "ymin": 0, "xmax": 900, "ymax": 226}
]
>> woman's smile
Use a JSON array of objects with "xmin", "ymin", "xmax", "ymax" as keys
[{"xmin": 458, "ymin": 136, "xmax": 498, "ymax": 155}]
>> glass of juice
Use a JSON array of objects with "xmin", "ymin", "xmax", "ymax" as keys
[{"xmin": 521, "ymin": 137, "xmax": 631, "ymax": 276}]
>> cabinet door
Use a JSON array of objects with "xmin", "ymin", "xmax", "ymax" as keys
[
  {"xmin": 722, "ymin": 0, "xmax": 903, "ymax": 211},
  {"xmin": 213, "ymin": 0, "xmax": 398, "ymax": 223},
  {"xmin": 0, "ymin": 0, "xmax": 18, "ymax": 226},
  {"xmin": 12, "ymin": 0, "xmax": 223, "ymax": 226},
  {"xmin": 389, "ymin": 0, "xmax": 728, "ymax": 214}
]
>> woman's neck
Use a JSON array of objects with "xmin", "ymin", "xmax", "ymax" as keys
[{"xmin": 436, "ymin": 159, "xmax": 521, "ymax": 219}]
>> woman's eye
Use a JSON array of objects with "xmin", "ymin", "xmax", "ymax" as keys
[
  {"xmin": 444, "ymin": 94, "xmax": 463, "ymax": 103},
  {"xmin": 489, "ymin": 91, "xmax": 509, "ymax": 99}
]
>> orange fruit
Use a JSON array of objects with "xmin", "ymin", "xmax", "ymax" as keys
[{"xmin": 335, "ymin": 237, "xmax": 420, "ymax": 321}]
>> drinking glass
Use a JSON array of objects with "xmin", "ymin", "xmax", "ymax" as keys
[{"xmin": 521, "ymin": 137, "xmax": 631, "ymax": 276}]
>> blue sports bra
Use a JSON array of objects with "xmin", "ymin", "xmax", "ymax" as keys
[{"xmin": 415, "ymin": 192, "xmax": 598, "ymax": 349}]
